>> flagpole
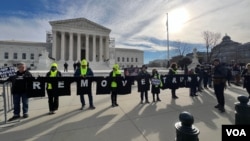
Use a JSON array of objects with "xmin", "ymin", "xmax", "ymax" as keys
[{"xmin": 166, "ymin": 13, "xmax": 170, "ymax": 66}]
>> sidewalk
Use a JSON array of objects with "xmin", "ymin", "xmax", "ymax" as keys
[{"xmin": 0, "ymin": 83, "xmax": 248, "ymax": 141}]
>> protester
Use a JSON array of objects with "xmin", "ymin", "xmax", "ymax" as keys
[
  {"xmin": 5, "ymin": 62, "xmax": 33, "ymax": 121},
  {"xmin": 151, "ymin": 69, "xmax": 162, "ymax": 102},
  {"xmin": 241, "ymin": 63, "xmax": 250, "ymax": 98},
  {"xmin": 109, "ymin": 64, "xmax": 122, "ymax": 107},
  {"xmin": 168, "ymin": 62, "xmax": 179, "ymax": 99},
  {"xmin": 212, "ymin": 59, "xmax": 227, "ymax": 113},
  {"xmin": 138, "ymin": 65, "xmax": 151, "ymax": 104},
  {"xmin": 46, "ymin": 62, "xmax": 62, "ymax": 114},
  {"xmin": 74, "ymin": 59, "xmax": 95, "ymax": 110},
  {"xmin": 188, "ymin": 68, "xmax": 198, "ymax": 97}
]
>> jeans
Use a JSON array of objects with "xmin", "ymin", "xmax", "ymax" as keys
[
  {"xmin": 13, "ymin": 93, "xmax": 29, "ymax": 116},
  {"xmin": 214, "ymin": 83, "xmax": 225, "ymax": 107}
]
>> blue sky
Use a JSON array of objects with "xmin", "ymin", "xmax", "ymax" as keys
[{"xmin": 0, "ymin": 0, "xmax": 250, "ymax": 63}]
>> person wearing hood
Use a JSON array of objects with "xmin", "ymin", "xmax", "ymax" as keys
[
  {"xmin": 74, "ymin": 59, "xmax": 95, "ymax": 110},
  {"xmin": 46, "ymin": 62, "xmax": 62, "ymax": 114},
  {"xmin": 109, "ymin": 64, "xmax": 122, "ymax": 107}
]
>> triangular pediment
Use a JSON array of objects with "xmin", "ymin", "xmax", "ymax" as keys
[{"xmin": 50, "ymin": 18, "xmax": 111, "ymax": 33}]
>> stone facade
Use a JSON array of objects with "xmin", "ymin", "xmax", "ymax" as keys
[
  {"xmin": 211, "ymin": 35, "xmax": 250, "ymax": 64},
  {"xmin": 0, "ymin": 41, "xmax": 51, "ymax": 69},
  {"xmin": 115, "ymin": 48, "xmax": 144, "ymax": 68},
  {"xmin": 0, "ymin": 18, "xmax": 144, "ymax": 70}
]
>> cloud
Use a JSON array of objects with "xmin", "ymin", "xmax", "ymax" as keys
[{"xmin": 0, "ymin": 0, "xmax": 250, "ymax": 63}]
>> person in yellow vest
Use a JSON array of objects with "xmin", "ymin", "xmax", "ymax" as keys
[
  {"xmin": 109, "ymin": 64, "xmax": 122, "ymax": 107},
  {"xmin": 46, "ymin": 62, "xmax": 62, "ymax": 115},
  {"xmin": 74, "ymin": 59, "xmax": 95, "ymax": 110},
  {"xmin": 168, "ymin": 62, "xmax": 179, "ymax": 99}
]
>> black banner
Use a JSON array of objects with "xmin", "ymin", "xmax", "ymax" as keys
[{"xmin": 24, "ymin": 75, "xmax": 203, "ymax": 98}]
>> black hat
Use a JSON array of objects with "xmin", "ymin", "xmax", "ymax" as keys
[
  {"xmin": 213, "ymin": 58, "xmax": 220, "ymax": 62},
  {"xmin": 142, "ymin": 65, "xmax": 147, "ymax": 69}
]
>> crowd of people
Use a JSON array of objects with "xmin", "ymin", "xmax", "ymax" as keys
[{"xmin": 1, "ymin": 59, "xmax": 250, "ymax": 121}]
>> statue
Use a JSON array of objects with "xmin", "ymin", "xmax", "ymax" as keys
[{"xmin": 188, "ymin": 48, "xmax": 200, "ymax": 70}]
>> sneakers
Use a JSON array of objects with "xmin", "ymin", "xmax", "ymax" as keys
[
  {"xmin": 23, "ymin": 114, "xmax": 29, "ymax": 118},
  {"xmin": 48, "ymin": 111, "xmax": 55, "ymax": 115},
  {"xmin": 172, "ymin": 96, "xmax": 179, "ymax": 99},
  {"xmin": 8, "ymin": 115, "xmax": 20, "ymax": 121},
  {"xmin": 214, "ymin": 104, "xmax": 220, "ymax": 108},
  {"xmin": 219, "ymin": 107, "xmax": 225, "ymax": 113},
  {"xmin": 89, "ymin": 106, "xmax": 96, "ymax": 110},
  {"xmin": 80, "ymin": 105, "xmax": 85, "ymax": 110}
]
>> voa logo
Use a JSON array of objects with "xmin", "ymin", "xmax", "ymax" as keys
[{"xmin": 226, "ymin": 129, "xmax": 246, "ymax": 136}]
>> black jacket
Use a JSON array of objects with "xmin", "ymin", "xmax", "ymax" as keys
[{"xmin": 7, "ymin": 70, "xmax": 33, "ymax": 94}]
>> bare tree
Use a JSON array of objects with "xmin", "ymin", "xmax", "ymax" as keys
[
  {"xmin": 173, "ymin": 40, "xmax": 192, "ymax": 56},
  {"xmin": 202, "ymin": 31, "xmax": 221, "ymax": 63}
]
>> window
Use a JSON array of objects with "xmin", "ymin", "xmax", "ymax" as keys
[
  {"xmin": 4, "ymin": 64, "xmax": 7, "ymax": 66},
  {"xmin": 22, "ymin": 53, "xmax": 26, "ymax": 59},
  {"xmin": 13, "ymin": 53, "xmax": 18, "ymax": 59},
  {"xmin": 30, "ymin": 53, "xmax": 34, "ymax": 59},
  {"xmin": 131, "ymin": 58, "xmax": 133, "ymax": 62},
  {"xmin": 122, "ymin": 57, "xmax": 125, "ymax": 62},
  {"xmin": 117, "ymin": 57, "xmax": 120, "ymax": 62},
  {"xmin": 127, "ymin": 57, "xmax": 129, "ymax": 62},
  {"xmin": 4, "ymin": 52, "xmax": 8, "ymax": 59},
  {"xmin": 135, "ymin": 58, "xmax": 138, "ymax": 62}
]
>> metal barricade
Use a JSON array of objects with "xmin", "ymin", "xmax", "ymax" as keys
[{"xmin": 0, "ymin": 82, "xmax": 18, "ymax": 127}]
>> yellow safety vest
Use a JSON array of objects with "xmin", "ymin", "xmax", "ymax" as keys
[
  {"xmin": 80, "ymin": 67, "xmax": 87, "ymax": 75},
  {"xmin": 47, "ymin": 70, "xmax": 57, "ymax": 89},
  {"xmin": 111, "ymin": 70, "xmax": 121, "ymax": 88}
]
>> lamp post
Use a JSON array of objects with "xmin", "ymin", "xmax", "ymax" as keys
[{"xmin": 166, "ymin": 13, "xmax": 170, "ymax": 67}]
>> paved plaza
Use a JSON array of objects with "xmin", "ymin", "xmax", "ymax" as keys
[{"xmin": 0, "ymin": 82, "xmax": 249, "ymax": 141}]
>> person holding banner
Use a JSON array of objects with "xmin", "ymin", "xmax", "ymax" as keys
[
  {"xmin": 138, "ymin": 65, "xmax": 150, "ymax": 104},
  {"xmin": 168, "ymin": 63, "xmax": 179, "ymax": 99},
  {"xmin": 151, "ymin": 69, "xmax": 162, "ymax": 102},
  {"xmin": 46, "ymin": 63, "xmax": 62, "ymax": 115},
  {"xmin": 241, "ymin": 63, "xmax": 250, "ymax": 98},
  {"xmin": 109, "ymin": 64, "xmax": 122, "ymax": 107},
  {"xmin": 6, "ymin": 62, "xmax": 33, "ymax": 121},
  {"xmin": 188, "ymin": 69, "xmax": 198, "ymax": 97},
  {"xmin": 74, "ymin": 59, "xmax": 95, "ymax": 110}
]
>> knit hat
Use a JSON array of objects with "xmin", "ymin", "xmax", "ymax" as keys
[
  {"xmin": 51, "ymin": 62, "xmax": 58, "ymax": 68},
  {"xmin": 81, "ymin": 59, "xmax": 87, "ymax": 65},
  {"xmin": 113, "ymin": 64, "xmax": 119, "ymax": 70}
]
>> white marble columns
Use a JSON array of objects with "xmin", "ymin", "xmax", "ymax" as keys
[{"xmin": 52, "ymin": 31, "xmax": 108, "ymax": 63}]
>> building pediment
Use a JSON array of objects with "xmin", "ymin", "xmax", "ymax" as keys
[{"xmin": 50, "ymin": 18, "xmax": 111, "ymax": 33}]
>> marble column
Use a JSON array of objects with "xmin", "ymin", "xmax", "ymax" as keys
[
  {"xmin": 52, "ymin": 30, "xmax": 57, "ymax": 60},
  {"xmin": 77, "ymin": 33, "xmax": 81, "ymax": 61},
  {"xmin": 105, "ymin": 36, "xmax": 109, "ymax": 61},
  {"xmin": 69, "ymin": 32, "xmax": 73, "ymax": 61},
  {"xmin": 93, "ymin": 35, "xmax": 96, "ymax": 62},
  {"xmin": 60, "ymin": 31, "xmax": 65, "ymax": 61},
  {"xmin": 85, "ymin": 34, "xmax": 89, "ymax": 61},
  {"xmin": 100, "ymin": 36, "xmax": 103, "ymax": 62}
]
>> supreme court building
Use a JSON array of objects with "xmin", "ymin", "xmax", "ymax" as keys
[
  {"xmin": 50, "ymin": 18, "xmax": 111, "ymax": 64},
  {"xmin": 0, "ymin": 18, "xmax": 144, "ymax": 70}
]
